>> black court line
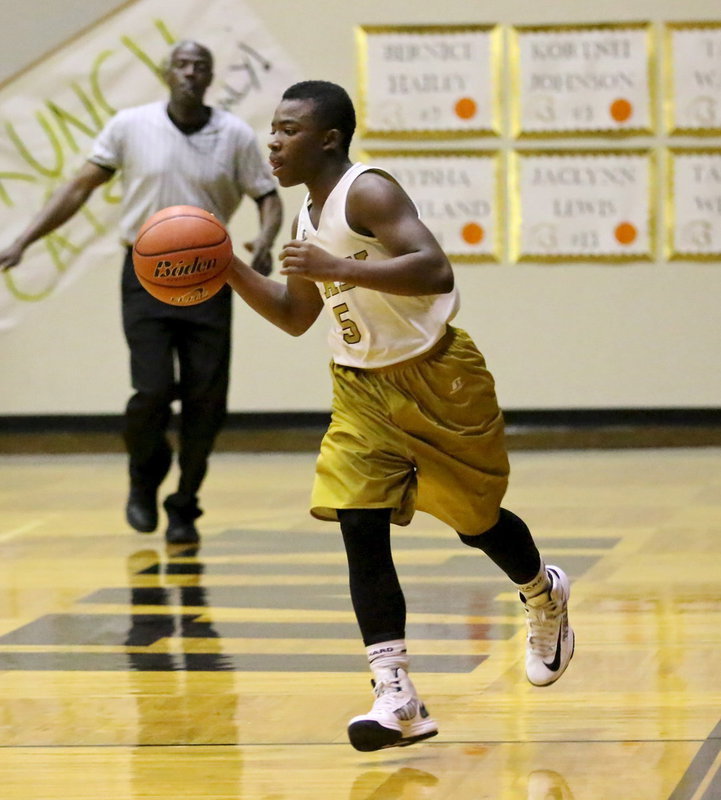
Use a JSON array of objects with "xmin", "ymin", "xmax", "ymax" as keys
[
  {"xmin": 0, "ymin": 736, "xmax": 716, "ymax": 749},
  {"xmin": 667, "ymin": 718, "xmax": 721, "ymax": 800}
]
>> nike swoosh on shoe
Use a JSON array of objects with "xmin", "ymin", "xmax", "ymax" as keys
[{"xmin": 543, "ymin": 625, "xmax": 563, "ymax": 671}]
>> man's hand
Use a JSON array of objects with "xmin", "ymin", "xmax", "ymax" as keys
[
  {"xmin": 0, "ymin": 242, "xmax": 25, "ymax": 271},
  {"xmin": 279, "ymin": 240, "xmax": 344, "ymax": 282},
  {"xmin": 244, "ymin": 239, "xmax": 273, "ymax": 276}
]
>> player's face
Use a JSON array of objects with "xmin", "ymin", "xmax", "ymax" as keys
[
  {"xmin": 165, "ymin": 44, "xmax": 213, "ymax": 104},
  {"xmin": 268, "ymin": 99, "xmax": 327, "ymax": 187}
]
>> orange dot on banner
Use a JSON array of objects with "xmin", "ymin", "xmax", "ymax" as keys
[
  {"xmin": 610, "ymin": 98, "xmax": 633, "ymax": 122},
  {"xmin": 455, "ymin": 97, "xmax": 478, "ymax": 120},
  {"xmin": 462, "ymin": 222, "xmax": 484, "ymax": 245},
  {"xmin": 615, "ymin": 222, "xmax": 637, "ymax": 245}
]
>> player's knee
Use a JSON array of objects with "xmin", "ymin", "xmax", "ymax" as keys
[
  {"xmin": 457, "ymin": 529, "xmax": 489, "ymax": 549},
  {"xmin": 456, "ymin": 508, "xmax": 514, "ymax": 548},
  {"xmin": 338, "ymin": 508, "xmax": 391, "ymax": 538}
]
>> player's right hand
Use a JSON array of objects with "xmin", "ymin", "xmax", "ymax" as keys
[{"xmin": 0, "ymin": 242, "xmax": 25, "ymax": 271}]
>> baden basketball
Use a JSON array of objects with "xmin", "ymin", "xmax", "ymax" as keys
[{"xmin": 132, "ymin": 205, "xmax": 232, "ymax": 306}]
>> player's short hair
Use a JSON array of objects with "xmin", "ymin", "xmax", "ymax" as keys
[{"xmin": 282, "ymin": 81, "xmax": 356, "ymax": 154}]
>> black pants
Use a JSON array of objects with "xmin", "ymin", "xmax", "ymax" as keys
[{"xmin": 121, "ymin": 248, "xmax": 231, "ymax": 503}]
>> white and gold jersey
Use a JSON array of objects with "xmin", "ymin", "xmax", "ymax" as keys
[{"xmin": 296, "ymin": 162, "xmax": 460, "ymax": 369}]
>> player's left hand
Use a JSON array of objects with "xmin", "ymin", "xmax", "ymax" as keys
[
  {"xmin": 245, "ymin": 239, "xmax": 273, "ymax": 276},
  {"xmin": 279, "ymin": 240, "xmax": 343, "ymax": 282}
]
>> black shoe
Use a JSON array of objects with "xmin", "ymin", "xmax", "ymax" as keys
[
  {"xmin": 163, "ymin": 493, "xmax": 201, "ymax": 545},
  {"xmin": 125, "ymin": 487, "xmax": 158, "ymax": 533},
  {"xmin": 165, "ymin": 517, "xmax": 200, "ymax": 545}
]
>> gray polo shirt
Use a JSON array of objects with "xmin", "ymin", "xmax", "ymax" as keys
[{"xmin": 89, "ymin": 101, "xmax": 276, "ymax": 245}]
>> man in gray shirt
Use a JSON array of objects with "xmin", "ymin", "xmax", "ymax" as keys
[{"xmin": 0, "ymin": 40, "xmax": 283, "ymax": 545}]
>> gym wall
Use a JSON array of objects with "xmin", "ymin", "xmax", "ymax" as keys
[{"xmin": 1, "ymin": 0, "xmax": 719, "ymax": 416}]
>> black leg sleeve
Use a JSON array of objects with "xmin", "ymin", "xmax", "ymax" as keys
[
  {"xmin": 457, "ymin": 507, "xmax": 542, "ymax": 585},
  {"xmin": 338, "ymin": 508, "xmax": 406, "ymax": 646}
]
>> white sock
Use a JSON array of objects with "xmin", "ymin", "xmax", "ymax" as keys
[
  {"xmin": 366, "ymin": 639, "xmax": 408, "ymax": 672},
  {"xmin": 516, "ymin": 558, "xmax": 550, "ymax": 599}
]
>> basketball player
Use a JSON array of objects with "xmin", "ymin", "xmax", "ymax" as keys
[
  {"xmin": 0, "ymin": 41, "xmax": 282, "ymax": 545},
  {"xmin": 226, "ymin": 81, "xmax": 574, "ymax": 751}
]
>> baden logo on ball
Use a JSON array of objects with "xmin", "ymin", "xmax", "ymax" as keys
[{"xmin": 132, "ymin": 205, "xmax": 233, "ymax": 306}]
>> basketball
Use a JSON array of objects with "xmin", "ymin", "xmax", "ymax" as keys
[{"xmin": 132, "ymin": 205, "xmax": 232, "ymax": 306}]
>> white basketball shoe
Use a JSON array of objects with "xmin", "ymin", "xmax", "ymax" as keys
[
  {"xmin": 347, "ymin": 666, "xmax": 438, "ymax": 751},
  {"xmin": 522, "ymin": 565, "xmax": 575, "ymax": 686}
]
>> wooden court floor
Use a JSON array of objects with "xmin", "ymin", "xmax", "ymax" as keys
[{"xmin": 0, "ymin": 447, "xmax": 720, "ymax": 799}]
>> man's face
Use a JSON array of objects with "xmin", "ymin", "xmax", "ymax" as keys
[
  {"xmin": 268, "ymin": 98, "xmax": 327, "ymax": 187},
  {"xmin": 165, "ymin": 43, "xmax": 213, "ymax": 104}
]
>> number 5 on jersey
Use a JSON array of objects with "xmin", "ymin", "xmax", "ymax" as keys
[{"xmin": 333, "ymin": 303, "xmax": 361, "ymax": 344}]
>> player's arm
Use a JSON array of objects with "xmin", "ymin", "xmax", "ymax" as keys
[
  {"xmin": 0, "ymin": 161, "xmax": 113, "ymax": 270},
  {"xmin": 278, "ymin": 171, "xmax": 454, "ymax": 296},
  {"xmin": 227, "ymin": 214, "xmax": 323, "ymax": 336}
]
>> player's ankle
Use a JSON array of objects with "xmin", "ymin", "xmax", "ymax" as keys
[
  {"xmin": 516, "ymin": 558, "xmax": 550, "ymax": 600},
  {"xmin": 366, "ymin": 639, "xmax": 408, "ymax": 672}
]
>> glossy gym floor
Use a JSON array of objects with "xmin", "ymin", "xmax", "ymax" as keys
[{"xmin": 0, "ymin": 447, "xmax": 719, "ymax": 799}]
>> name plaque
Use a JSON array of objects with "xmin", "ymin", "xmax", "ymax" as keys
[
  {"xmin": 510, "ymin": 149, "xmax": 654, "ymax": 261},
  {"xmin": 665, "ymin": 22, "xmax": 721, "ymax": 135},
  {"xmin": 510, "ymin": 23, "xmax": 654, "ymax": 137},
  {"xmin": 361, "ymin": 150, "xmax": 502, "ymax": 261},
  {"xmin": 667, "ymin": 149, "xmax": 721, "ymax": 259},
  {"xmin": 357, "ymin": 25, "xmax": 501, "ymax": 138}
]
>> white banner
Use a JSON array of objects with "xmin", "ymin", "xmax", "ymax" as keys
[
  {"xmin": 511, "ymin": 150, "xmax": 654, "ymax": 261},
  {"xmin": 666, "ymin": 24, "xmax": 721, "ymax": 134},
  {"xmin": 358, "ymin": 25, "xmax": 500, "ymax": 137},
  {"xmin": 0, "ymin": 0, "xmax": 301, "ymax": 330},
  {"xmin": 512, "ymin": 24, "xmax": 652, "ymax": 136},
  {"xmin": 361, "ymin": 150, "xmax": 501, "ymax": 261},
  {"xmin": 668, "ymin": 150, "xmax": 721, "ymax": 258}
]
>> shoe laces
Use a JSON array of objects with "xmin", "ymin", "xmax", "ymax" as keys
[
  {"xmin": 523, "ymin": 590, "xmax": 563, "ymax": 658},
  {"xmin": 371, "ymin": 669, "xmax": 417, "ymax": 714}
]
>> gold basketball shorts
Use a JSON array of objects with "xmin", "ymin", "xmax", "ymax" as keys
[{"xmin": 311, "ymin": 326, "xmax": 510, "ymax": 534}]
